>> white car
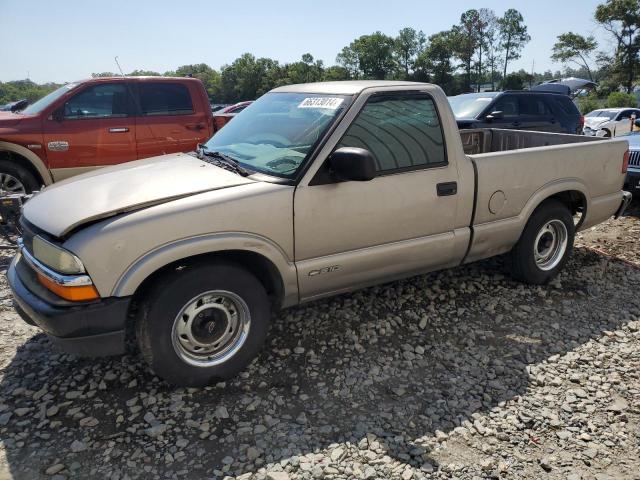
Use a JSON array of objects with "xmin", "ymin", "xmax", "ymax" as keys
[{"xmin": 584, "ymin": 108, "xmax": 640, "ymax": 137}]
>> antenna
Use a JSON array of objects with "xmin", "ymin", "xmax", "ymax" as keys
[{"xmin": 114, "ymin": 56, "xmax": 125, "ymax": 77}]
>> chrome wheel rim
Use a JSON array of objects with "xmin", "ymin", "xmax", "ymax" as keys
[
  {"xmin": 171, "ymin": 290, "xmax": 251, "ymax": 367},
  {"xmin": 534, "ymin": 219, "xmax": 568, "ymax": 271},
  {"xmin": 0, "ymin": 173, "xmax": 26, "ymax": 195}
]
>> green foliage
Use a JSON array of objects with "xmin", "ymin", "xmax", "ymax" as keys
[
  {"xmin": 606, "ymin": 91, "xmax": 638, "ymax": 107},
  {"xmin": 551, "ymin": 32, "xmax": 598, "ymax": 80},
  {"xmin": 337, "ymin": 32, "xmax": 397, "ymax": 80},
  {"xmin": 595, "ymin": 0, "xmax": 640, "ymax": 93},
  {"xmin": 0, "ymin": 80, "xmax": 61, "ymax": 105},
  {"xmin": 501, "ymin": 72, "xmax": 525, "ymax": 90},
  {"xmin": 394, "ymin": 27, "xmax": 426, "ymax": 77},
  {"xmin": 498, "ymin": 9, "xmax": 530, "ymax": 79},
  {"xmin": 578, "ymin": 94, "xmax": 601, "ymax": 114}
]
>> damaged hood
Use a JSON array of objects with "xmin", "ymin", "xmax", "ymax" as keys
[
  {"xmin": 23, "ymin": 153, "xmax": 255, "ymax": 237},
  {"xmin": 584, "ymin": 116, "xmax": 612, "ymax": 129}
]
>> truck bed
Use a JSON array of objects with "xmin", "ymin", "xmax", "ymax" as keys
[
  {"xmin": 460, "ymin": 129, "xmax": 628, "ymax": 264},
  {"xmin": 460, "ymin": 128, "xmax": 600, "ymax": 155}
]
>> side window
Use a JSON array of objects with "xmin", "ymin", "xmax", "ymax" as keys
[
  {"xmin": 337, "ymin": 95, "xmax": 446, "ymax": 173},
  {"xmin": 618, "ymin": 110, "xmax": 631, "ymax": 120},
  {"xmin": 519, "ymin": 96, "xmax": 552, "ymax": 116},
  {"xmin": 63, "ymin": 84, "xmax": 131, "ymax": 119},
  {"xmin": 552, "ymin": 97, "xmax": 579, "ymax": 116},
  {"xmin": 492, "ymin": 96, "xmax": 519, "ymax": 117},
  {"xmin": 138, "ymin": 83, "xmax": 193, "ymax": 116}
]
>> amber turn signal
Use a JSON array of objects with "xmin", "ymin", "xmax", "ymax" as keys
[{"xmin": 37, "ymin": 273, "xmax": 100, "ymax": 301}]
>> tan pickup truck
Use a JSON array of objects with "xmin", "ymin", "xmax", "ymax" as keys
[{"xmin": 8, "ymin": 80, "xmax": 632, "ymax": 386}]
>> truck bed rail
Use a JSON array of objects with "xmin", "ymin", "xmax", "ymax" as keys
[{"xmin": 460, "ymin": 128, "xmax": 600, "ymax": 156}]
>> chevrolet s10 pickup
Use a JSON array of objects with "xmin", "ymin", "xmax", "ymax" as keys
[{"xmin": 7, "ymin": 81, "xmax": 632, "ymax": 386}]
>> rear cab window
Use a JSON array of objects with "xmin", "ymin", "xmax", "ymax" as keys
[
  {"xmin": 138, "ymin": 83, "xmax": 194, "ymax": 116},
  {"xmin": 337, "ymin": 93, "xmax": 446, "ymax": 174}
]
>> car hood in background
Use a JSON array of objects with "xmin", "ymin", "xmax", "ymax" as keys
[
  {"xmin": 23, "ymin": 153, "xmax": 255, "ymax": 237},
  {"xmin": 584, "ymin": 117, "xmax": 611, "ymax": 129}
]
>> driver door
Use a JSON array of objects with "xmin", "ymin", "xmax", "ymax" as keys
[{"xmin": 294, "ymin": 91, "xmax": 466, "ymax": 301}]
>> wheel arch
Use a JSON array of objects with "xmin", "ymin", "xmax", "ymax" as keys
[
  {"xmin": 464, "ymin": 181, "xmax": 588, "ymax": 264},
  {"xmin": 113, "ymin": 234, "xmax": 299, "ymax": 309},
  {"xmin": 0, "ymin": 141, "xmax": 52, "ymax": 186}
]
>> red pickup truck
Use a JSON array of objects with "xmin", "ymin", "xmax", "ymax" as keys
[{"xmin": 0, "ymin": 77, "xmax": 213, "ymax": 194}]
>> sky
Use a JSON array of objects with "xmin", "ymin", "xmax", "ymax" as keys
[{"xmin": 0, "ymin": 0, "xmax": 615, "ymax": 84}]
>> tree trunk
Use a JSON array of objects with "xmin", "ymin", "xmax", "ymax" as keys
[{"xmin": 502, "ymin": 34, "xmax": 511, "ymax": 87}]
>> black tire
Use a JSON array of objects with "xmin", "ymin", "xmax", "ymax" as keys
[
  {"xmin": 0, "ymin": 160, "xmax": 40, "ymax": 194},
  {"xmin": 136, "ymin": 262, "xmax": 270, "ymax": 386},
  {"xmin": 602, "ymin": 129, "xmax": 612, "ymax": 138},
  {"xmin": 509, "ymin": 199, "xmax": 575, "ymax": 285}
]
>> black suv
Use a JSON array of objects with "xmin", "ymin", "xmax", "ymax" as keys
[{"xmin": 449, "ymin": 91, "xmax": 583, "ymax": 134}]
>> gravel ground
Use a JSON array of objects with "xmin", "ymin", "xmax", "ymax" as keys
[{"xmin": 0, "ymin": 206, "xmax": 638, "ymax": 480}]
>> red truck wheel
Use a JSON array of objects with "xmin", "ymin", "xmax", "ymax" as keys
[{"xmin": 0, "ymin": 160, "xmax": 39, "ymax": 195}]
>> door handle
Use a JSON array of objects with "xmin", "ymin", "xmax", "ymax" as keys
[
  {"xmin": 511, "ymin": 121, "xmax": 521, "ymax": 127},
  {"xmin": 109, "ymin": 127, "xmax": 129, "ymax": 133},
  {"xmin": 437, "ymin": 182, "xmax": 457, "ymax": 196},
  {"xmin": 186, "ymin": 123, "xmax": 205, "ymax": 131}
]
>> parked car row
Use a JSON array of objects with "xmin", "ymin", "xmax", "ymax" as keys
[{"xmin": 6, "ymin": 80, "xmax": 631, "ymax": 386}]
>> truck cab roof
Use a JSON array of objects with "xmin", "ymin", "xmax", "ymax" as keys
[{"xmin": 271, "ymin": 80, "xmax": 430, "ymax": 95}]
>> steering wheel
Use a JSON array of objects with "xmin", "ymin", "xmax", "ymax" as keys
[{"xmin": 245, "ymin": 133, "xmax": 289, "ymax": 148}]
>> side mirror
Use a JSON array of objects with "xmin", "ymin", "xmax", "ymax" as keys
[
  {"xmin": 328, "ymin": 147, "xmax": 376, "ymax": 182},
  {"xmin": 635, "ymin": 119, "xmax": 640, "ymax": 128},
  {"xmin": 485, "ymin": 110, "xmax": 504, "ymax": 121}
]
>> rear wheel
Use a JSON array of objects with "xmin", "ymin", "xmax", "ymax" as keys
[
  {"xmin": 0, "ymin": 160, "xmax": 39, "ymax": 195},
  {"xmin": 509, "ymin": 199, "xmax": 575, "ymax": 284},
  {"xmin": 136, "ymin": 262, "xmax": 270, "ymax": 386}
]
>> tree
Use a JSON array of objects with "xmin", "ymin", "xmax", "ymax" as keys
[
  {"xmin": 551, "ymin": 32, "xmax": 598, "ymax": 80},
  {"xmin": 168, "ymin": 64, "xmax": 221, "ymax": 99},
  {"xmin": 595, "ymin": 0, "xmax": 640, "ymax": 93},
  {"xmin": 578, "ymin": 93, "xmax": 601, "ymax": 114},
  {"xmin": 606, "ymin": 91, "xmax": 638, "ymax": 107},
  {"xmin": 452, "ymin": 10, "xmax": 481, "ymax": 92},
  {"xmin": 498, "ymin": 9, "xmax": 531, "ymax": 82},
  {"xmin": 219, "ymin": 53, "xmax": 281, "ymax": 103},
  {"xmin": 337, "ymin": 32, "xmax": 397, "ymax": 79},
  {"xmin": 480, "ymin": 9, "xmax": 500, "ymax": 90},
  {"xmin": 284, "ymin": 54, "xmax": 324, "ymax": 84},
  {"xmin": 415, "ymin": 31, "xmax": 459, "ymax": 94},
  {"xmin": 322, "ymin": 65, "xmax": 351, "ymax": 81},
  {"xmin": 394, "ymin": 27, "xmax": 426, "ymax": 78},
  {"xmin": 127, "ymin": 70, "xmax": 161, "ymax": 76}
]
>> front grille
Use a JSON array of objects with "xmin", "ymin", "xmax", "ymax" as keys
[{"xmin": 629, "ymin": 150, "xmax": 640, "ymax": 167}]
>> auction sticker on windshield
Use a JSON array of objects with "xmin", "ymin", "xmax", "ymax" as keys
[{"xmin": 298, "ymin": 97, "xmax": 344, "ymax": 110}]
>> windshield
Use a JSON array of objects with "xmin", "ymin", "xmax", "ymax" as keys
[
  {"xmin": 22, "ymin": 83, "xmax": 78, "ymax": 115},
  {"xmin": 586, "ymin": 110, "xmax": 617, "ymax": 120},
  {"xmin": 448, "ymin": 92, "xmax": 498, "ymax": 118},
  {"xmin": 204, "ymin": 92, "xmax": 351, "ymax": 178}
]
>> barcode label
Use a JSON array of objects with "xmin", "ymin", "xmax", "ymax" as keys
[{"xmin": 298, "ymin": 97, "xmax": 344, "ymax": 110}]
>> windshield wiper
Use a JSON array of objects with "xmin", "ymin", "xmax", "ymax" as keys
[{"xmin": 198, "ymin": 146, "xmax": 251, "ymax": 177}]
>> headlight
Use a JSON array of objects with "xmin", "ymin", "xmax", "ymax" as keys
[{"xmin": 32, "ymin": 235, "xmax": 85, "ymax": 274}]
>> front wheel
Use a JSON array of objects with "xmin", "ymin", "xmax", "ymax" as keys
[
  {"xmin": 136, "ymin": 262, "xmax": 271, "ymax": 386},
  {"xmin": 509, "ymin": 199, "xmax": 575, "ymax": 284},
  {"xmin": 0, "ymin": 160, "xmax": 39, "ymax": 195}
]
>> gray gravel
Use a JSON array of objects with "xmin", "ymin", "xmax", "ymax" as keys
[{"xmin": 0, "ymin": 208, "xmax": 639, "ymax": 480}]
